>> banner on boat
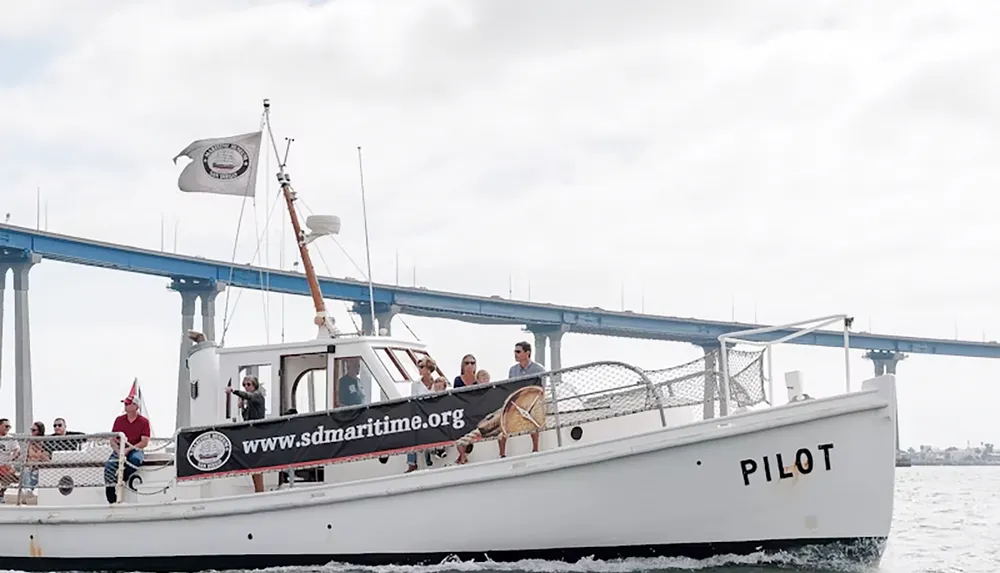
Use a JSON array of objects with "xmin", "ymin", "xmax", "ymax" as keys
[{"xmin": 175, "ymin": 375, "xmax": 548, "ymax": 480}]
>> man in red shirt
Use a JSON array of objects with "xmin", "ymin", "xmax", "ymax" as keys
[{"xmin": 104, "ymin": 396, "xmax": 151, "ymax": 504}]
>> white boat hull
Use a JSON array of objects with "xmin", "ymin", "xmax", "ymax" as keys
[{"xmin": 0, "ymin": 375, "xmax": 896, "ymax": 571}]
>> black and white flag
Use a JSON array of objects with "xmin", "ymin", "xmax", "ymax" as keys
[{"xmin": 173, "ymin": 130, "xmax": 263, "ymax": 197}]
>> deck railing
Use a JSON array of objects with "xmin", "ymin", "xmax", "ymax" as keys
[
  {"xmin": 0, "ymin": 433, "xmax": 175, "ymax": 506},
  {"xmin": 718, "ymin": 314, "xmax": 853, "ymax": 415}
]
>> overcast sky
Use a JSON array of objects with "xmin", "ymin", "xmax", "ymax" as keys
[{"xmin": 1, "ymin": 0, "xmax": 999, "ymax": 449}]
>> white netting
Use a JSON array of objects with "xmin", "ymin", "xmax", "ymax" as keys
[
  {"xmin": 643, "ymin": 347, "xmax": 768, "ymax": 418},
  {"xmin": 0, "ymin": 433, "xmax": 175, "ymax": 497}
]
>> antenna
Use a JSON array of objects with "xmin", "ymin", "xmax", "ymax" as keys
[
  {"xmin": 280, "ymin": 196, "xmax": 286, "ymax": 343},
  {"xmin": 44, "ymin": 202, "xmax": 48, "ymax": 231},
  {"xmin": 357, "ymin": 146, "xmax": 377, "ymax": 336},
  {"xmin": 160, "ymin": 213, "xmax": 165, "ymax": 251},
  {"xmin": 173, "ymin": 220, "xmax": 179, "ymax": 253},
  {"xmin": 395, "ymin": 249, "xmax": 399, "ymax": 286},
  {"xmin": 35, "ymin": 186, "xmax": 40, "ymax": 230}
]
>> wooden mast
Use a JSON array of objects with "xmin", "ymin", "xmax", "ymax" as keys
[
  {"xmin": 263, "ymin": 99, "xmax": 336, "ymax": 337},
  {"xmin": 279, "ymin": 179, "xmax": 331, "ymax": 331}
]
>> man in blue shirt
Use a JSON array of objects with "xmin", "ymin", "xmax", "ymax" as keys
[
  {"xmin": 338, "ymin": 358, "xmax": 366, "ymax": 407},
  {"xmin": 500, "ymin": 341, "xmax": 546, "ymax": 457}
]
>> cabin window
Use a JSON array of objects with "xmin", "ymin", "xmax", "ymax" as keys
[
  {"xmin": 388, "ymin": 348, "xmax": 423, "ymax": 381},
  {"xmin": 291, "ymin": 368, "xmax": 327, "ymax": 413},
  {"xmin": 332, "ymin": 357, "xmax": 386, "ymax": 407},
  {"xmin": 375, "ymin": 348, "xmax": 411, "ymax": 382}
]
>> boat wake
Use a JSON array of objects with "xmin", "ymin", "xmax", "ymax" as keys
[{"xmin": 218, "ymin": 545, "xmax": 882, "ymax": 573}]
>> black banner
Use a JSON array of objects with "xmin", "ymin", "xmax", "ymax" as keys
[{"xmin": 176, "ymin": 375, "xmax": 546, "ymax": 480}]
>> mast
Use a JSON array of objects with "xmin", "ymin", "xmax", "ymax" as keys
[{"xmin": 262, "ymin": 99, "xmax": 338, "ymax": 338}]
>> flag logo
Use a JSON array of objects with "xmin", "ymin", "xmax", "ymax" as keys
[
  {"xmin": 173, "ymin": 130, "xmax": 262, "ymax": 197},
  {"xmin": 202, "ymin": 143, "xmax": 251, "ymax": 181},
  {"xmin": 187, "ymin": 430, "xmax": 233, "ymax": 472}
]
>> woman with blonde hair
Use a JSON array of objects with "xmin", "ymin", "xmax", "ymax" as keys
[
  {"xmin": 454, "ymin": 354, "xmax": 477, "ymax": 388},
  {"xmin": 405, "ymin": 357, "xmax": 438, "ymax": 473}
]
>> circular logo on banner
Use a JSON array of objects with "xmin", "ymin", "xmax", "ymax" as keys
[
  {"xmin": 201, "ymin": 143, "xmax": 251, "ymax": 180},
  {"xmin": 187, "ymin": 430, "xmax": 233, "ymax": 472}
]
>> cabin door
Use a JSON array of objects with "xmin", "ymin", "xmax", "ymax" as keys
[{"xmin": 281, "ymin": 352, "xmax": 330, "ymax": 415}]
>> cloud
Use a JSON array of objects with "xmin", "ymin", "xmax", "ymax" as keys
[{"xmin": 1, "ymin": 0, "xmax": 999, "ymax": 447}]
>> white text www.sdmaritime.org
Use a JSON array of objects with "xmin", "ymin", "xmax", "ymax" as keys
[{"xmin": 240, "ymin": 409, "xmax": 469, "ymax": 454}]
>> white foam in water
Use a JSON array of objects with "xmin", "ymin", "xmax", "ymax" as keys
[
  {"xmin": 0, "ymin": 544, "xmax": 879, "ymax": 573},
  {"xmin": 192, "ymin": 547, "xmax": 880, "ymax": 573}
]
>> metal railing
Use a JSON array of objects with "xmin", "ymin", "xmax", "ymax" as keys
[
  {"xmin": 719, "ymin": 313, "xmax": 853, "ymax": 416},
  {"xmin": 0, "ymin": 433, "xmax": 175, "ymax": 506}
]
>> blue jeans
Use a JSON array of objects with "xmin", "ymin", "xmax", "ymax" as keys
[
  {"xmin": 407, "ymin": 450, "xmax": 433, "ymax": 467},
  {"xmin": 20, "ymin": 468, "xmax": 38, "ymax": 489},
  {"xmin": 104, "ymin": 449, "xmax": 144, "ymax": 488}
]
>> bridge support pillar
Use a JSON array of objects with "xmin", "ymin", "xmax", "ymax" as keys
[
  {"xmin": 533, "ymin": 331, "xmax": 548, "ymax": 368},
  {"xmin": 376, "ymin": 309, "xmax": 396, "ymax": 336},
  {"xmin": 548, "ymin": 330, "xmax": 563, "ymax": 373},
  {"xmin": 698, "ymin": 344, "xmax": 719, "ymax": 420},
  {"xmin": 865, "ymin": 350, "xmax": 906, "ymax": 376},
  {"xmin": 8, "ymin": 255, "xmax": 40, "ymax": 434},
  {"xmin": 0, "ymin": 265, "xmax": 5, "ymax": 415},
  {"xmin": 353, "ymin": 303, "xmax": 398, "ymax": 336},
  {"xmin": 170, "ymin": 279, "xmax": 225, "ymax": 432},
  {"xmin": 864, "ymin": 350, "xmax": 906, "ymax": 453}
]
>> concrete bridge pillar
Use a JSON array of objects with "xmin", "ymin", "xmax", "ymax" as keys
[
  {"xmin": 525, "ymin": 326, "xmax": 567, "ymax": 371},
  {"xmin": 353, "ymin": 303, "xmax": 399, "ymax": 336},
  {"xmin": 0, "ymin": 253, "xmax": 42, "ymax": 434},
  {"xmin": 698, "ymin": 344, "xmax": 719, "ymax": 420},
  {"xmin": 548, "ymin": 330, "xmax": 564, "ymax": 373},
  {"xmin": 533, "ymin": 331, "xmax": 548, "ymax": 367},
  {"xmin": 170, "ymin": 279, "xmax": 225, "ymax": 432},
  {"xmin": 864, "ymin": 350, "xmax": 906, "ymax": 454},
  {"xmin": 0, "ymin": 265, "xmax": 6, "ymax": 421}
]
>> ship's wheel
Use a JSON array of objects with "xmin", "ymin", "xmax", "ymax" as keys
[{"xmin": 499, "ymin": 385, "xmax": 547, "ymax": 436}]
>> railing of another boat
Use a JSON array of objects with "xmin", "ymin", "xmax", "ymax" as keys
[
  {"xmin": 0, "ymin": 432, "xmax": 176, "ymax": 506},
  {"xmin": 717, "ymin": 313, "xmax": 853, "ymax": 415}
]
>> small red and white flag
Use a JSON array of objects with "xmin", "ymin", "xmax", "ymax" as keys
[
  {"xmin": 122, "ymin": 378, "xmax": 145, "ymax": 415},
  {"xmin": 122, "ymin": 378, "xmax": 154, "ymax": 436}
]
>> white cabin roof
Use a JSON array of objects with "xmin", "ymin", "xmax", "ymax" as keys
[{"xmin": 216, "ymin": 334, "xmax": 429, "ymax": 356}]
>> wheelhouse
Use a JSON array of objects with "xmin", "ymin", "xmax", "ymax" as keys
[{"xmin": 213, "ymin": 335, "xmax": 446, "ymax": 421}]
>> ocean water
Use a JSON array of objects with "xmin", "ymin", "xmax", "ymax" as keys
[
  {"xmin": 268, "ymin": 467, "xmax": 996, "ymax": 573},
  {"xmin": 3, "ymin": 467, "xmax": 993, "ymax": 573}
]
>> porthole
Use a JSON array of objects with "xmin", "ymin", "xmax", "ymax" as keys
[
  {"xmin": 570, "ymin": 426, "xmax": 583, "ymax": 441},
  {"xmin": 58, "ymin": 476, "xmax": 74, "ymax": 496},
  {"xmin": 247, "ymin": 533, "xmax": 254, "ymax": 540},
  {"xmin": 378, "ymin": 456, "xmax": 389, "ymax": 464}
]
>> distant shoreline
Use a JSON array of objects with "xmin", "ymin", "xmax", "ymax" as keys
[{"xmin": 904, "ymin": 461, "xmax": 1000, "ymax": 467}]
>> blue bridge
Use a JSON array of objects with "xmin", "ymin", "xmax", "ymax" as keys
[{"xmin": 1, "ymin": 223, "xmax": 997, "ymax": 433}]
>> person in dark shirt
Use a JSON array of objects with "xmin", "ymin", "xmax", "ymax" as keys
[
  {"xmin": 226, "ymin": 376, "xmax": 266, "ymax": 493},
  {"xmin": 228, "ymin": 376, "xmax": 266, "ymax": 422},
  {"xmin": 49, "ymin": 417, "xmax": 86, "ymax": 451},
  {"xmin": 453, "ymin": 354, "xmax": 477, "ymax": 388},
  {"xmin": 338, "ymin": 358, "xmax": 365, "ymax": 407}
]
